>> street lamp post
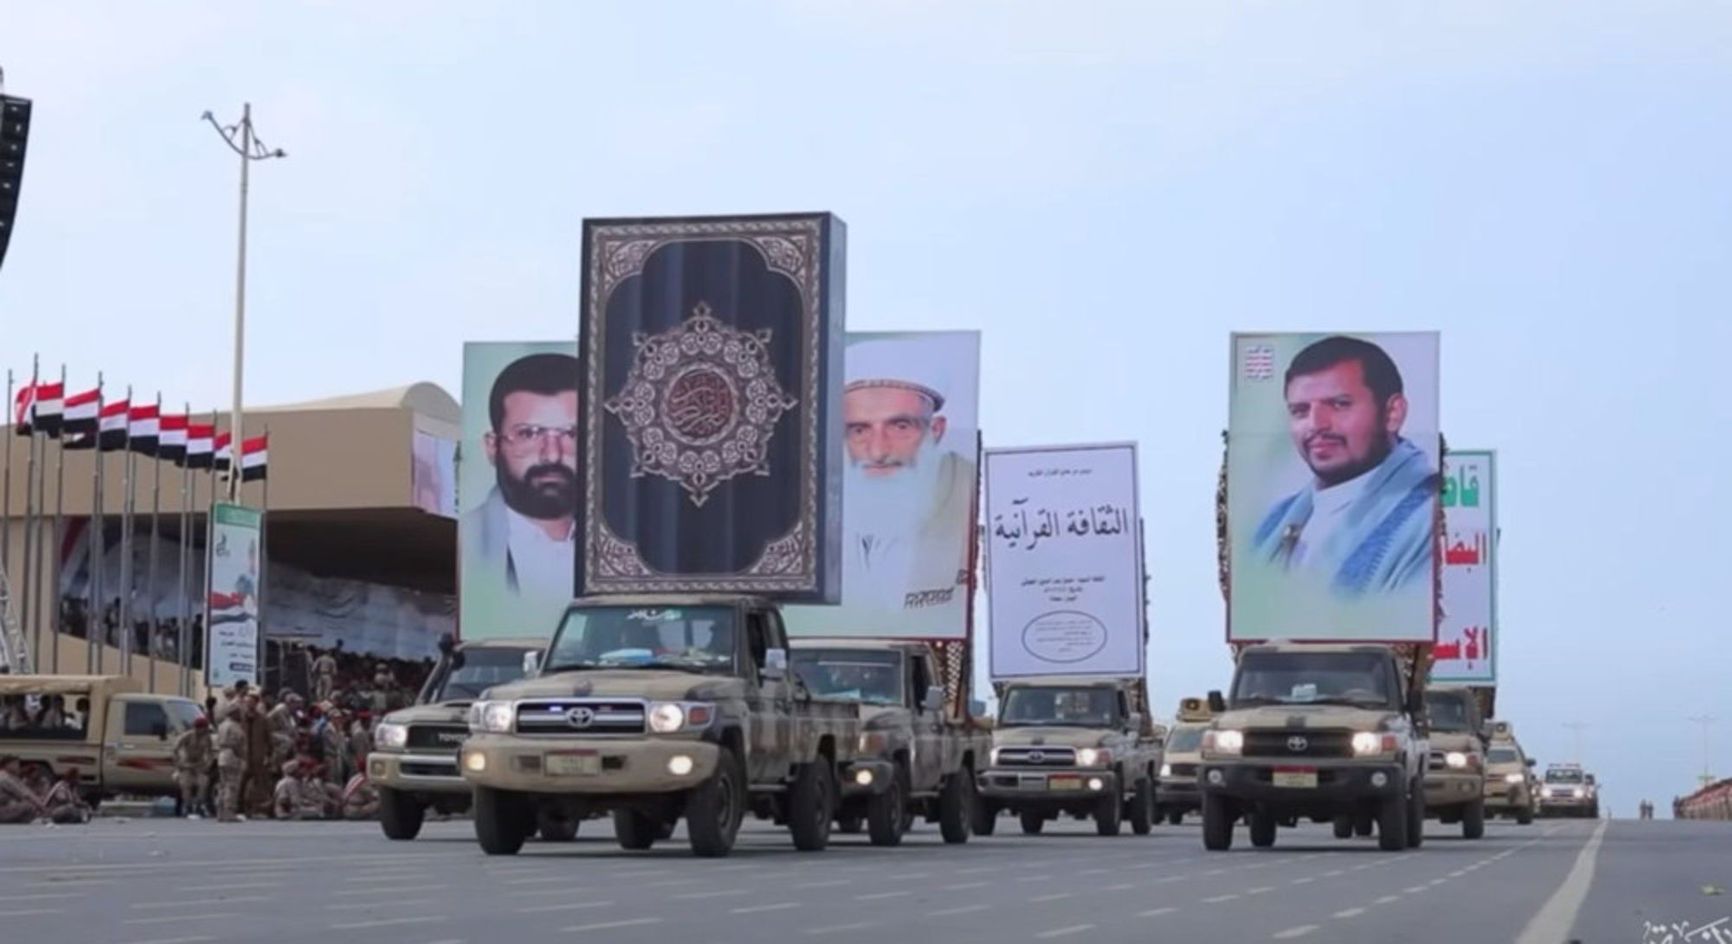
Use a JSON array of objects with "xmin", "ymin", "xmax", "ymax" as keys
[
  {"xmin": 202, "ymin": 103, "xmax": 284, "ymax": 503},
  {"xmin": 1686, "ymin": 715, "xmax": 1715, "ymax": 788}
]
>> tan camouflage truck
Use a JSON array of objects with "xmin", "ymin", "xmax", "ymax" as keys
[
  {"xmin": 459, "ymin": 594, "xmax": 877, "ymax": 857},
  {"xmin": 1197, "ymin": 641, "xmax": 1431, "ymax": 852},
  {"xmin": 368, "ymin": 635, "xmax": 550, "ymax": 840},
  {"xmin": 1482, "ymin": 721, "xmax": 1536, "ymax": 824},
  {"xmin": 975, "ymin": 675, "xmax": 1162, "ymax": 837},
  {"xmin": 1155, "ymin": 696, "xmax": 1213, "ymax": 825},
  {"xmin": 0, "ymin": 674, "xmax": 205, "ymax": 805},
  {"xmin": 789, "ymin": 639, "xmax": 990, "ymax": 846},
  {"xmin": 1419, "ymin": 684, "xmax": 1490, "ymax": 839}
]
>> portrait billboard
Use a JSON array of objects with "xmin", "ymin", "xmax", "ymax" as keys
[
  {"xmin": 205, "ymin": 503, "xmax": 262, "ymax": 689},
  {"xmin": 1227, "ymin": 331, "xmax": 1441, "ymax": 642},
  {"xmin": 783, "ymin": 330, "xmax": 981, "ymax": 639},
  {"xmin": 412, "ymin": 429, "xmax": 457, "ymax": 518},
  {"xmin": 459, "ymin": 341, "xmax": 579, "ymax": 640},
  {"xmin": 1433, "ymin": 450, "xmax": 1496, "ymax": 684},
  {"xmin": 577, "ymin": 212, "xmax": 846, "ymax": 601},
  {"xmin": 984, "ymin": 442, "xmax": 1145, "ymax": 679}
]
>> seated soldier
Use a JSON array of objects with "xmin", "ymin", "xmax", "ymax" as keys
[
  {"xmin": 272, "ymin": 760, "xmax": 310, "ymax": 820},
  {"xmin": 40, "ymin": 769, "xmax": 90, "ymax": 824},
  {"xmin": 342, "ymin": 754, "xmax": 380, "ymax": 820},
  {"xmin": 0, "ymin": 755, "xmax": 47, "ymax": 824},
  {"xmin": 299, "ymin": 760, "xmax": 339, "ymax": 820}
]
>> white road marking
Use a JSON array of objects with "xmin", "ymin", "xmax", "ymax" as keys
[
  {"xmin": 350, "ymin": 873, "xmax": 427, "ymax": 883},
  {"xmin": 123, "ymin": 914, "xmax": 239, "ymax": 926},
  {"xmin": 927, "ymin": 904, "xmax": 989, "ymax": 918},
  {"xmin": 1428, "ymin": 878, "xmax": 1447, "ymax": 886},
  {"xmin": 330, "ymin": 916, "xmax": 447, "ymax": 931},
  {"xmin": 325, "ymin": 900, "xmax": 437, "ymax": 912},
  {"xmin": 674, "ymin": 889, "xmax": 748, "ymax": 900},
  {"xmin": 0, "ymin": 852, "xmax": 443, "ymax": 876},
  {"xmin": 794, "ymin": 880, "xmax": 850, "ymax": 890},
  {"xmin": 733, "ymin": 903, "xmax": 801, "ymax": 915},
  {"xmin": 647, "ymin": 879, "xmax": 701, "ymax": 888},
  {"xmin": 561, "ymin": 918, "xmax": 663, "ymax": 933},
  {"xmin": 1138, "ymin": 907, "xmax": 1178, "ymax": 918},
  {"xmin": 120, "ymin": 937, "xmax": 216, "ymax": 944},
  {"xmin": 1405, "ymin": 886, "xmax": 1427, "ymax": 894},
  {"xmin": 1333, "ymin": 907, "xmax": 1366, "ymax": 919},
  {"xmin": 1106, "ymin": 883, "xmax": 1136, "ymax": 892},
  {"xmin": 502, "ymin": 876, "xmax": 570, "ymax": 885},
  {"xmin": 0, "ymin": 908, "xmax": 64, "ymax": 918},
  {"xmin": 955, "ymin": 866, "xmax": 1000, "ymax": 875},
  {"xmin": 519, "ymin": 902, "xmax": 614, "ymax": 914},
  {"xmin": 942, "ymin": 882, "xmax": 989, "ymax": 891},
  {"xmin": 1203, "ymin": 869, "xmax": 1226, "ymax": 877},
  {"xmin": 27, "ymin": 878, "xmax": 113, "ymax": 887},
  {"xmin": 1324, "ymin": 870, "xmax": 1345, "ymax": 878},
  {"xmin": 1449, "ymin": 869, "xmax": 1468, "ymax": 878},
  {"xmin": 1272, "ymin": 927, "xmax": 1318, "ymax": 940},
  {"xmin": 1247, "ymin": 887, "xmax": 1275, "ymax": 895},
  {"xmin": 0, "ymin": 894, "xmax": 80, "ymax": 903},
  {"xmin": 334, "ymin": 885, "xmax": 439, "ymax": 897},
  {"xmin": 1153, "ymin": 876, "xmax": 1186, "ymax": 885},
  {"xmin": 1080, "ymin": 868, "xmax": 1111, "ymax": 876},
  {"xmin": 1018, "ymin": 874, "xmax": 1054, "ymax": 882},
  {"xmin": 1031, "ymin": 893, "xmax": 1073, "ymax": 903},
  {"xmin": 1292, "ymin": 877, "xmax": 1316, "ymax": 885},
  {"xmin": 1204, "ymin": 894, "xmax": 1240, "ymax": 904},
  {"xmin": 1036, "ymin": 926, "xmax": 1095, "ymax": 939},
  {"xmin": 1375, "ymin": 895, "xmax": 1402, "ymax": 905},
  {"xmin": 179, "ymin": 882, "xmax": 275, "ymax": 893},
  {"xmin": 1514, "ymin": 819, "xmax": 1610, "ymax": 944},
  {"xmin": 806, "ymin": 923, "xmax": 877, "ymax": 935},
  {"xmin": 854, "ymin": 891, "xmax": 910, "ymax": 901}
]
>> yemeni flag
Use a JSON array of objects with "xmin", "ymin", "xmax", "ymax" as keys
[
  {"xmin": 127, "ymin": 402, "xmax": 161, "ymax": 456},
  {"xmin": 158, "ymin": 413, "xmax": 188, "ymax": 464},
  {"xmin": 183, "ymin": 422, "xmax": 215, "ymax": 469},
  {"xmin": 97, "ymin": 398, "xmax": 130, "ymax": 451},
  {"xmin": 211, "ymin": 431, "xmax": 232, "ymax": 472},
  {"xmin": 12, "ymin": 381, "xmax": 63, "ymax": 436},
  {"xmin": 63, "ymin": 388, "xmax": 100, "ymax": 435},
  {"xmin": 240, "ymin": 434, "xmax": 268, "ymax": 482}
]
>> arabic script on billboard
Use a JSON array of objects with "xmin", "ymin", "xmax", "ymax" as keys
[
  {"xmin": 206, "ymin": 503, "xmax": 262, "ymax": 688},
  {"xmin": 1434, "ymin": 450, "xmax": 1496, "ymax": 683}
]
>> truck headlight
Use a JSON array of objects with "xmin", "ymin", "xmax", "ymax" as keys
[
  {"xmin": 1077, "ymin": 748, "xmax": 1112, "ymax": 767},
  {"xmin": 1159, "ymin": 763, "xmax": 1172, "ymax": 778},
  {"xmin": 1505, "ymin": 773, "xmax": 1523, "ymax": 784},
  {"xmin": 649, "ymin": 703, "xmax": 686, "ymax": 734},
  {"xmin": 468, "ymin": 700, "xmax": 513, "ymax": 734},
  {"xmin": 1446, "ymin": 751, "xmax": 1468, "ymax": 769},
  {"xmin": 374, "ymin": 722, "xmax": 408, "ymax": 750},
  {"xmin": 1573, "ymin": 788, "xmax": 1584, "ymax": 798},
  {"xmin": 1204, "ymin": 729, "xmax": 1243, "ymax": 756}
]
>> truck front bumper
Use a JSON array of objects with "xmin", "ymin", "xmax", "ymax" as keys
[
  {"xmin": 368, "ymin": 751, "xmax": 468, "ymax": 794},
  {"xmin": 1198, "ymin": 762, "xmax": 1405, "ymax": 804},
  {"xmin": 1158, "ymin": 777, "xmax": 1200, "ymax": 810},
  {"xmin": 1423, "ymin": 771, "xmax": 1485, "ymax": 809},
  {"xmin": 459, "ymin": 735, "xmax": 719, "ymax": 795},
  {"xmin": 837, "ymin": 759, "xmax": 896, "ymax": 797},
  {"xmin": 977, "ymin": 767, "xmax": 1120, "ymax": 802},
  {"xmin": 1484, "ymin": 781, "xmax": 1530, "ymax": 810}
]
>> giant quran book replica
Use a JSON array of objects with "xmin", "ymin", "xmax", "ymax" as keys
[{"xmin": 577, "ymin": 212, "xmax": 846, "ymax": 602}]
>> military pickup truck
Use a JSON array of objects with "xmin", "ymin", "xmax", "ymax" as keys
[
  {"xmin": 790, "ymin": 639, "xmax": 989, "ymax": 846},
  {"xmin": 1537, "ymin": 763, "xmax": 1599, "ymax": 818},
  {"xmin": 1198, "ymin": 641, "xmax": 1430, "ymax": 852},
  {"xmin": 1420, "ymin": 685, "xmax": 1490, "ymax": 839},
  {"xmin": 1482, "ymin": 721, "xmax": 1537, "ymax": 824},
  {"xmin": 1155, "ymin": 696, "xmax": 1213, "ymax": 825},
  {"xmin": 0, "ymin": 674, "xmax": 204, "ymax": 804},
  {"xmin": 368, "ymin": 635, "xmax": 549, "ymax": 841},
  {"xmin": 459, "ymin": 594, "xmax": 875, "ymax": 857},
  {"xmin": 975, "ymin": 675, "xmax": 1162, "ymax": 837}
]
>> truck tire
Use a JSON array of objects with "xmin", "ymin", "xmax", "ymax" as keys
[
  {"xmin": 1167, "ymin": 809, "xmax": 1184, "ymax": 826},
  {"xmin": 1516, "ymin": 805, "xmax": 1534, "ymax": 826},
  {"xmin": 868, "ymin": 767, "xmax": 909, "ymax": 847},
  {"xmin": 938, "ymin": 767, "xmax": 975, "ymax": 844},
  {"xmin": 537, "ymin": 808, "xmax": 580, "ymax": 842},
  {"xmin": 972, "ymin": 800, "xmax": 998, "ymax": 836},
  {"xmin": 1201, "ymin": 793, "xmax": 1233, "ymax": 851},
  {"xmin": 1094, "ymin": 790, "xmax": 1123, "ymax": 837},
  {"xmin": 789, "ymin": 759, "xmax": 836, "ymax": 852},
  {"xmin": 1406, "ymin": 781, "xmax": 1425, "ymax": 848},
  {"xmin": 1249, "ymin": 810, "xmax": 1277, "ymax": 848},
  {"xmin": 1462, "ymin": 799, "xmax": 1486, "ymax": 840},
  {"xmin": 1129, "ymin": 777, "xmax": 1156, "ymax": 836},
  {"xmin": 1378, "ymin": 787, "xmax": 1409, "ymax": 851},
  {"xmin": 378, "ymin": 787, "xmax": 424, "ymax": 841},
  {"xmin": 473, "ymin": 786, "xmax": 528, "ymax": 856},
  {"xmin": 686, "ymin": 747, "xmax": 745, "ymax": 858},
  {"xmin": 1020, "ymin": 811, "xmax": 1045, "ymax": 835},
  {"xmin": 612, "ymin": 809, "xmax": 659, "ymax": 850},
  {"xmin": 1332, "ymin": 815, "xmax": 1353, "ymax": 839},
  {"xmin": 1355, "ymin": 815, "xmax": 1374, "ymax": 837}
]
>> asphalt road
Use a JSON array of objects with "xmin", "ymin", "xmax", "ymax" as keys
[{"xmin": 1, "ymin": 814, "xmax": 1726, "ymax": 943}]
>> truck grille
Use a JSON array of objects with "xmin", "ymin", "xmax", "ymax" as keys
[
  {"xmin": 1243, "ymin": 730, "xmax": 1354, "ymax": 759},
  {"xmin": 515, "ymin": 700, "xmax": 646, "ymax": 736},
  {"xmin": 995, "ymin": 747, "xmax": 1077, "ymax": 767},
  {"xmin": 406, "ymin": 724, "xmax": 469, "ymax": 751},
  {"xmin": 1167, "ymin": 763, "xmax": 1199, "ymax": 777}
]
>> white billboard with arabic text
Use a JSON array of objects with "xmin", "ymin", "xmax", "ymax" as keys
[
  {"xmin": 984, "ymin": 442, "xmax": 1145, "ymax": 679},
  {"xmin": 1433, "ymin": 450, "xmax": 1497, "ymax": 684}
]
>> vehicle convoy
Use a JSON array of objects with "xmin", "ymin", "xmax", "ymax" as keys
[
  {"xmin": 1537, "ymin": 762, "xmax": 1600, "ymax": 818},
  {"xmin": 790, "ymin": 640, "xmax": 989, "ymax": 846},
  {"xmin": 975, "ymin": 675, "xmax": 1163, "ymax": 837},
  {"xmin": 1155, "ymin": 696, "xmax": 1213, "ymax": 825},
  {"xmin": 368, "ymin": 635, "xmax": 548, "ymax": 841},
  {"xmin": 1481, "ymin": 721, "xmax": 1537, "ymax": 824},
  {"xmin": 1419, "ymin": 685, "xmax": 1490, "ymax": 839},
  {"xmin": 1197, "ymin": 641, "xmax": 1431, "ymax": 852},
  {"xmin": 0, "ymin": 674, "xmax": 205, "ymax": 802},
  {"xmin": 459, "ymin": 595, "xmax": 874, "ymax": 857}
]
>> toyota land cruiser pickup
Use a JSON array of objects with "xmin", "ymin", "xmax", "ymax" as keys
[{"xmin": 1420, "ymin": 685, "xmax": 1489, "ymax": 839}]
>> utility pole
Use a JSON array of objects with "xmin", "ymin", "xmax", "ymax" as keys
[
  {"xmin": 201, "ymin": 103, "xmax": 285, "ymax": 504},
  {"xmin": 1686, "ymin": 715, "xmax": 1715, "ymax": 789},
  {"xmin": 1562, "ymin": 721, "xmax": 1588, "ymax": 765}
]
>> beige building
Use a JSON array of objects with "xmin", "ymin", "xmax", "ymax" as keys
[{"xmin": 0, "ymin": 383, "xmax": 460, "ymax": 696}]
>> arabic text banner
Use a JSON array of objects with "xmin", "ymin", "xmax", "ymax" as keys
[
  {"xmin": 206, "ymin": 503, "xmax": 262, "ymax": 689},
  {"xmin": 1434, "ymin": 450, "xmax": 1496, "ymax": 684},
  {"xmin": 1227, "ymin": 331, "xmax": 1440, "ymax": 642},
  {"xmin": 984, "ymin": 442, "xmax": 1144, "ymax": 679}
]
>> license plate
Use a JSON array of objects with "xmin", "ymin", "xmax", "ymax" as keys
[
  {"xmin": 1048, "ymin": 775, "xmax": 1083, "ymax": 791},
  {"xmin": 546, "ymin": 753, "xmax": 601, "ymax": 776},
  {"xmin": 1272, "ymin": 768, "xmax": 1317, "ymax": 788}
]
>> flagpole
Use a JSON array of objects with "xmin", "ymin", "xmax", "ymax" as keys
[
  {"xmin": 143, "ymin": 394, "xmax": 162, "ymax": 692},
  {"xmin": 49, "ymin": 365, "xmax": 67, "ymax": 674},
  {"xmin": 201, "ymin": 410, "xmax": 219, "ymax": 690},
  {"xmin": 118, "ymin": 385, "xmax": 135, "ymax": 676},
  {"xmin": 3, "ymin": 369, "xmax": 12, "ymax": 584},
  {"xmin": 257, "ymin": 427, "xmax": 269, "ymax": 676},
  {"xmin": 20, "ymin": 356, "xmax": 39, "ymax": 672},
  {"xmin": 177, "ymin": 403, "xmax": 192, "ymax": 696},
  {"xmin": 29, "ymin": 391, "xmax": 47, "ymax": 673},
  {"xmin": 88, "ymin": 381, "xmax": 104, "ymax": 675}
]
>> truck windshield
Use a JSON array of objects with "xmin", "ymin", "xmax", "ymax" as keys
[
  {"xmin": 1166, "ymin": 726, "xmax": 1205, "ymax": 752},
  {"xmin": 165, "ymin": 699, "xmax": 206, "ymax": 731},
  {"xmin": 1000, "ymin": 687, "xmax": 1117, "ymax": 727},
  {"xmin": 1424, "ymin": 692, "xmax": 1473, "ymax": 732},
  {"xmin": 431, "ymin": 648, "xmax": 536, "ymax": 701},
  {"xmin": 791, "ymin": 650, "xmax": 903, "ymax": 706},
  {"xmin": 543, "ymin": 606, "xmax": 736, "ymax": 674},
  {"xmin": 1487, "ymin": 748, "xmax": 1521, "ymax": 765},
  {"xmin": 1545, "ymin": 768, "xmax": 1584, "ymax": 784},
  {"xmin": 1230, "ymin": 651, "xmax": 1396, "ymax": 709}
]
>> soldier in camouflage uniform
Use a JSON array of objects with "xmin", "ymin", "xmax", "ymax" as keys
[
  {"xmin": 215, "ymin": 706, "xmax": 249, "ymax": 822},
  {"xmin": 173, "ymin": 716, "xmax": 215, "ymax": 819},
  {"xmin": 0, "ymin": 756, "xmax": 46, "ymax": 824}
]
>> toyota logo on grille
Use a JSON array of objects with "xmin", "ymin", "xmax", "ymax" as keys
[
  {"xmin": 1287, "ymin": 736, "xmax": 1309, "ymax": 753},
  {"xmin": 1027, "ymin": 751, "xmax": 1046, "ymax": 764},
  {"xmin": 565, "ymin": 707, "xmax": 596, "ymax": 729}
]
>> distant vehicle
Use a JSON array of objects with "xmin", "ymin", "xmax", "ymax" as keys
[
  {"xmin": 1537, "ymin": 763, "xmax": 1599, "ymax": 818},
  {"xmin": 1481, "ymin": 721, "xmax": 1536, "ymax": 824},
  {"xmin": 1155, "ymin": 696, "xmax": 1213, "ymax": 825},
  {"xmin": 1419, "ymin": 686, "xmax": 1489, "ymax": 839},
  {"xmin": 0, "ymin": 674, "xmax": 204, "ymax": 804}
]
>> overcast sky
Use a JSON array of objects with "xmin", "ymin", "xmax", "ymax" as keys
[{"xmin": 4, "ymin": 2, "xmax": 1729, "ymax": 811}]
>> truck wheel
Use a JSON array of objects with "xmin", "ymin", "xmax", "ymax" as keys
[
  {"xmin": 837, "ymin": 814, "xmax": 863, "ymax": 834},
  {"xmin": 1093, "ymin": 789, "xmax": 1123, "ymax": 837},
  {"xmin": 538, "ymin": 808, "xmax": 580, "ymax": 842},
  {"xmin": 1332, "ymin": 815, "xmax": 1353, "ymax": 839},
  {"xmin": 789, "ymin": 759, "xmax": 836, "ymax": 852},
  {"xmin": 938, "ymin": 767, "xmax": 975, "ymax": 844},
  {"xmin": 1129, "ymin": 777, "xmax": 1156, "ymax": 836},
  {"xmin": 378, "ymin": 787, "xmax": 424, "ymax": 841},
  {"xmin": 1249, "ymin": 810, "xmax": 1277, "ymax": 848},
  {"xmin": 473, "ymin": 786, "xmax": 527, "ymax": 856},
  {"xmin": 686, "ymin": 748, "xmax": 745, "ymax": 858},
  {"xmin": 972, "ymin": 800, "xmax": 998, "ymax": 836},
  {"xmin": 1377, "ymin": 787, "xmax": 1409, "ymax": 851},
  {"xmin": 1517, "ymin": 805, "xmax": 1534, "ymax": 826},
  {"xmin": 1167, "ymin": 809, "xmax": 1184, "ymax": 826},
  {"xmin": 612, "ymin": 809, "xmax": 659, "ymax": 850},
  {"xmin": 1020, "ymin": 811, "xmax": 1045, "ymax": 835},
  {"xmin": 868, "ymin": 767, "xmax": 909, "ymax": 847},
  {"xmin": 1355, "ymin": 814, "xmax": 1374, "ymax": 837},
  {"xmin": 1201, "ymin": 793, "xmax": 1233, "ymax": 851},
  {"xmin": 1462, "ymin": 799, "xmax": 1486, "ymax": 840},
  {"xmin": 1406, "ymin": 782, "xmax": 1425, "ymax": 848}
]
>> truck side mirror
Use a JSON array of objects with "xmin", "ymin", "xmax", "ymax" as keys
[
  {"xmin": 923, "ymin": 685, "xmax": 946, "ymax": 713},
  {"xmin": 968, "ymin": 699, "xmax": 987, "ymax": 718},
  {"xmin": 522, "ymin": 651, "xmax": 541, "ymax": 676},
  {"xmin": 764, "ymin": 648, "xmax": 787, "ymax": 681},
  {"xmin": 1207, "ymin": 691, "xmax": 1226, "ymax": 713},
  {"xmin": 1126, "ymin": 712, "xmax": 1143, "ymax": 733},
  {"xmin": 450, "ymin": 650, "xmax": 467, "ymax": 672},
  {"xmin": 1526, "ymin": 758, "xmax": 1536, "ymax": 767}
]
